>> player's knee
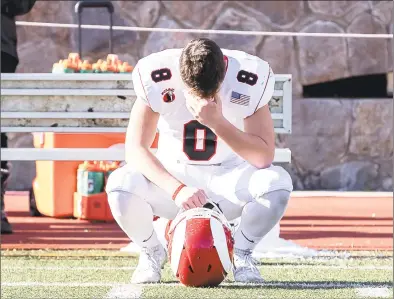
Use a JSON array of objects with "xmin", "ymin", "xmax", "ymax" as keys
[
  {"xmin": 240, "ymin": 191, "xmax": 290, "ymax": 238},
  {"xmin": 107, "ymin": 189, "xmax": 152, "ymax": 221},
  {"xmin": 241, "ymin": 201, "xmax": 265, "ymax": 222},
  {"xmin": 107, "ymin": 190, "xmax": 132, "ymax": 218},
  {"xmin": 105, "ymin": 164, "xmax": 149, "ymax": 197},
  {"xmin": 267, "ymin": 165, "xmax": 293, "ymax": 192},
  {"xmin": 107, "ymin": 190, "xmax": 159, "ymax": 246},
  {"xmin": 261, "ymin": 190, "xmax": 290, "ymax": 217},
  {"xmin": 247, "ymin": 165, "xmax": 292, "ymax": 220},
  {"xmin": 245, "ymin": 190, "xmax": 290, "ymax": 225},
  {"xmin": 250, "ymin": 165, "xmax": 293, "ymax": 196},
  {"xmin": 106, "ymin": 166, "xmax": 151, "ymax": 220}
]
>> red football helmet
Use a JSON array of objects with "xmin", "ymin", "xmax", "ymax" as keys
[{"xmin": 166, "ymin": 203, "xmax": 234, "ymax": 287}]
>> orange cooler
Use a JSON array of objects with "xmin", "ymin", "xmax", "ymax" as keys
[
  {"xmin": 33, "ymin": 132, "xmax": 159, "ymax": 218},
  {"xmin": 32, "ymin": 133, "xmax": 126, "ymax": 217}
]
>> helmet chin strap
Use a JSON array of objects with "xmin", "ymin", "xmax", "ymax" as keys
[
  {"xmin": 177, "ymin": 199, "xmax": 221, "ymax": 214},
  {"xmin": 203, "ymin": 201, "xmax": 223, "ymax": 214},
  {"xmin": 170, "ymin": 199, "xmax": 233, "ymax": 234}
]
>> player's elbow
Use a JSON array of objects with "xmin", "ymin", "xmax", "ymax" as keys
[
  {"xmin": 249, "ymin": 135, "xmax": 275, "ymax": 169},
  {"xmin": 252, "ymin": 151, "xmax": 275, "ymax": 169},
  {"xmin": 253, "ymin": 160, "xmax": 272, "ymax": 170}
]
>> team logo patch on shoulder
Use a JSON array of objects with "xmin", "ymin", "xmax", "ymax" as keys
[
  {"xmin": 161, "ymin": 88, "xmax": 176, "ymax": 103},
  {"xmin": 230, "ymin": 91, "xmax": 250, "ymax": 106}
]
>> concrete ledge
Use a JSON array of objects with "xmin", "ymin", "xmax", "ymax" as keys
[{"xmin": 291, "ymin": 191, "xmax": 393, "ymax": 198}]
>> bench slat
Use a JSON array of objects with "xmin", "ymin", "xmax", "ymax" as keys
[
  {"xmin": 0, "ymin": 73, "xmax": 293, "ymax": 82},
  {"xmin": 2, "ymin": 112, "xmax": 130, "ymax": 119},
  {"xmin": 1, "ymin": 112, "xmax": 284, "ymax": 120},
  {"xmin": 1, "ymin": 88, "xmax": 285, "ymax": 98},
  {"xmin": 0, "ymin": 73, "xmax": 136, "ymax": 81},
  {"xmin": 1, "ymin": 88, "xmax": 136, "ymax": 96},
  {"xmin": 1, "ymin": 127, "xmax": 126, "ymax": 133},
  {"xmin": 1, "ymin": 148, "xmax": 292, "ymax": 163}
]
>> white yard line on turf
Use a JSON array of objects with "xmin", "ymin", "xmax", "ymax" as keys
[
  {"xmin": 2, "ymin": 282, "xmax": 392, "ymax": 289},
  {"xmin": 1, "ymin": 266, "xmax": 136, "ymax": 271},
  {"xmin": 106, "ymin": 284, "xmax": 143, "ymax": 299},
  {"xmin": 355, "ymin": 287, "xmax": 391, "ymax": 298},
  {"xmin": 2, "ymin": 265, "xmax": 392, "ymax": 270},
  {"xmin": 2, "ymin": 282, "xmax": 123, "ymax": 287},
  {"xmin": 1, "ymin": 281, "xmax": 391, "ymax": 290}
]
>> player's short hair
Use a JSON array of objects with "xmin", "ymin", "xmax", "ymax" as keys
[{"xmin": 180, "ymin": 38, "xmax": 226, "ymax": 99}]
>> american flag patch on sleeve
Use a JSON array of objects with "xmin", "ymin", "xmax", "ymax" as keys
[{"xmin": 230, "ymin": 91, "xmax": 250, "ymax": 106}]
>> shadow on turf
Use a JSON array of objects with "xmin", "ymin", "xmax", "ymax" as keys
[
  {"xmin": 160, "ymin": 280, "xmax": 392, "ymax": 290},
  {"xmin": 281, "ymin": 230, "xmax": 392, "ymax": 240}
]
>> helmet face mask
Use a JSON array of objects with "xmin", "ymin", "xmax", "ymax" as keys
[{"xmin": 166, "ymin": 205, "xmax": 234, "ymax": 287}]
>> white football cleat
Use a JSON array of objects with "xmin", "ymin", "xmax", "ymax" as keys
[
  {"xmin": 233, "ymin": 248, "xmax": 264, "ymax": 283},
  {"xmin": 131, "ymin": 244, "xmax": 167, "ymax": 284}
]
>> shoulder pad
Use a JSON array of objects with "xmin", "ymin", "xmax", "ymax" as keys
[
  {"xmin": 222, "ymin": 49, "xmax": 274, "ymax": 117},
  {"xmin": 132, "ymin": 49, "xmax": 183, "ymax": 113}
]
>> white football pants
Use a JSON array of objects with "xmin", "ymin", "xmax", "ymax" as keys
[{"xmin": 106, "ymin": 158, "xmax": 293, "ymax": 250}]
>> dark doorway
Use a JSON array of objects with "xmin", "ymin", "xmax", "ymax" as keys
[{"xmin": 303, "ymin": 74, "xmax": 389, "ymax": 98}]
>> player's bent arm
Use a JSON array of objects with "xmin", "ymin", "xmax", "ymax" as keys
[
  {"xmin": 125, "ymin": 98, "xmax": 184, "ymax": 196},
  {"xmin": 212, "ymin": 105, "xmax": 275, "ymax": 169}
]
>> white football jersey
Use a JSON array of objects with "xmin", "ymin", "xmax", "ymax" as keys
[{"xmin": 132, "ymin": 48, "xmax": 275, "ymax": 165}]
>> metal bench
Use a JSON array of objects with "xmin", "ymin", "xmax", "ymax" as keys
[{"xmin": 1, "ymin": 73, "xmax": 292, "ymax": 162}]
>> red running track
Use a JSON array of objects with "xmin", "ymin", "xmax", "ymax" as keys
[{"xmin": 1, "ymin": 191, "xmax": 392, "ymax": 251}]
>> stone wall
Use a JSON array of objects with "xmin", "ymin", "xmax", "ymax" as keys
[
  {"xmin": 279, "ymin": 99, "xmax": 392, "ymax": 191},
  {"xmin": 6, "ymin": 1, "xmax": 393, "ymax": 191}
]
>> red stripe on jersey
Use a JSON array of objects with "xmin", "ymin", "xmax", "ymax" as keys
[{"xmin": 224, "ymin": 55, "xmax": 229, "ymax": 74}]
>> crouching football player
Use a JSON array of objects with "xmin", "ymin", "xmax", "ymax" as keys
[{"xmin": 106, "ymin": 38, "xmax": 293, "ymax": 284}]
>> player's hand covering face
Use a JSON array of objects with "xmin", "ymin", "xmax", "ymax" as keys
[{"xmin": 184, "ymin": 90, "xmax": 224, "ymax": 129}]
